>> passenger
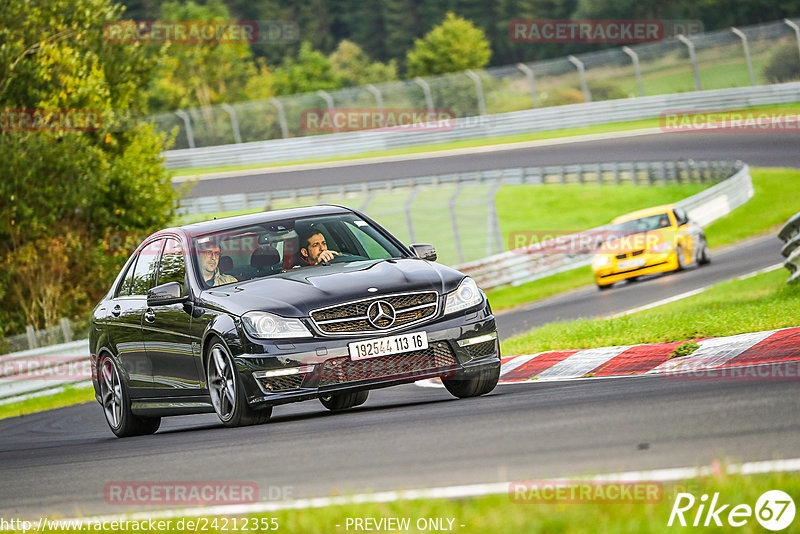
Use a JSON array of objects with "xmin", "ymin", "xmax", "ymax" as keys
[
  {"xmin": 198, "ymin": 244, "xmax": 238, "ymax": 287},
  {"xmin": 297, "ymin": 228, "xmax": 340, "ymax": 266}
]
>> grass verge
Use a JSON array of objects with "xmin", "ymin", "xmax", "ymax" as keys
[
  {"xmin": 27, "ymin": 470, "xmax": 799, "ymax": 533},
  {"xmin": 0, "ymin": 384, "xmax": 95, "ymax": 421},
  {"xmin": 500, "ymin": 268, "xmax": 799, "ymax": 357},
  {"xmin": 171, "ymin": 101, "xmax": 799, "ymax": 177}
]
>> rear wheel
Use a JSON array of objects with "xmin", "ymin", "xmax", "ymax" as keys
[
  {"xmin": 675, "ymin": 245, "xmax": 686, "ymax": 271},
  {"xmin": 597, "ymin": 283, "xmax": 612, "ymax": 291},
  {"xmin": 207, "ymin": 339, "xmax": 272, "ymax": 427},
  {"xmin": 98, "ymin": 355, "xmax": 160, "ymax": 438},
  {"xmin": 319, "ymin": 390, "xmax": 369, "ymax": 411},
  {"xmin": 442, "ymin": 365, "xmax": 500, "ymax": 398}
]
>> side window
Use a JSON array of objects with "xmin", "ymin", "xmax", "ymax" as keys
[
  {"xmin": 130, "ymin": 240, "xmax": 164, "ymax": 296},
  {"xmin": 156, "ymin": 238, "xmax": 186, "ymax": 290},
  {"xmin": 115, "ymin": 254, "xmax": 138, "ymax": 297},
  {"xmin": 348, "ymin": 222, "xmax": 391, "ymax": 258}
]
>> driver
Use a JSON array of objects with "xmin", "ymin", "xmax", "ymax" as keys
[
  {"xmin": 198, "ymin": 243, "xmax": 238, "ymax": 287},
  {"xmin": 298, "ymin": 228, "xmax": 340, "ymax": 266}
]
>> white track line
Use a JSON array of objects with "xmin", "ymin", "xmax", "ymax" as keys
[{"xmin": 54, "ymin": 458, "xmax": 800, "ymax": 525}]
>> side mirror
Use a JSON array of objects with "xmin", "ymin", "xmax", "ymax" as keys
[
  {"xmin": 410, "ymin": 243, "xmax": 437, "ymax": 262},
  {"xmin": 147, "ymin": 281, "xmax": 188, "ymax": 307}
]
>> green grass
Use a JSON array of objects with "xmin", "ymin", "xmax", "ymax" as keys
[
  {"xmin": 27, "ymin": 470, "xmax": 800, "ymax": 533},
  {"xmin": 172, "ymin": 102, "xmax": 799, "ymax": 177},
  {"xmin": 0, "ymin": 384, "xmax": 95, "ymax": 421},
  {"xmin": 501, "ymin": 268, "xmax": 800, "ymax": 356}
]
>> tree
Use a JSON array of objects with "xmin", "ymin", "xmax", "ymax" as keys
[
  {"xmin": 406, "ymin": 12, "xmax": 491, "ymax": 77},
  {"xmin": 329, "ymin": 41, "xmax": 397, "ymax": 86},
  {"xmin": 0, "ymin": 0, "xmax": 177, "ymax": 333},
  {"xmin": 272, "ymin": 41, "xmax": 343, "ymax": 95}
]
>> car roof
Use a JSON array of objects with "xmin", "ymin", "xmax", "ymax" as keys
[
  {"xmin": 159, "ymin": 205, "xmax": 355, "ymax": 239},
  {"xmin": 611, "ymin": 204, "xmax": 676, "ymax": 224}
]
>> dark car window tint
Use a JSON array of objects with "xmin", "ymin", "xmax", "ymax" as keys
[
  {"xmin": 130, "ymin": 240, "xmax": 164, "ymax": 296},
  {"xmin": 115, "ymin": 254, "xmax": 138, "ymax": 297},
  {"xmin": 157, "ymin": 238, "xmax": 186, "ymax": 289}
]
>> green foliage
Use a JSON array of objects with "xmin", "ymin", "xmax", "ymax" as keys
[
  {"xmin": 329, "ymin": 41, "xmax": 398, "ymax": 87},
  {"xmin": 0, "ymin": 0, "xmax": 177, "ymax": 334},
  {"xmin": 272, "ymin": 41, "xmax": 343, "ymax": 95},
  {"xmin": 763, "ymin": 42, "xmax": 800, "ymax": 83},
  {"xmin": 406, "ymin": 12, "xmax": 491, "ymax": 77}
]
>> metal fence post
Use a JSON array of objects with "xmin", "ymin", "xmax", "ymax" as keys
[
  {"xmin": 366, "ymin": 84, "xmax": 384, "ymax": 118},
  {"xmin": 317, "ymin": 90, "xmax": 336, "ymax": 132},
  {"xmin": 486, "ymin": 181, "xmax": 503, "ymax": 256},
  {"xmin": 414, "ymin": 77, "xmax": 434, "ymax": 113},
  {"xmin": 622, "ymin": 46, "xmax": 645, "ymax": 97},
  {"xmin": 448, "ymin": 184, "xmax": 465, "ymax": 264},
  {"xmin": 516, "ymin": 63, "xmax": 538, "ymax": 108},
  {"xmin": 174, "ymin": 110, "xmax": 196, "ymax": 149},
  {"xmin": 220, "ymin": 103, "xmax": 242, "ymax": 143},
  {"xmin": 677, "ymin": 34, "xmax": 702, "ymax": 91},
  {"xmin": 60, "ymin": 318, "xmax": 73, "ymax": 343},
  {"xmin": 731, "ymin": 28, "xmax": 756, "ymax": 87},
  {"xmin": 466, "ymin": 70, "xmax": 487, "ymax": 116},
  {"xmin": 786, "ymin": 19, "xmax": 800, "ymax": 67},
  {"xmin": 405, "ymin": 187, "xmax": 420, "ymax": 243},
  {"xmin": 25, "ymin": 325, "xmax": 37, "ymax": 350},
  {"xmin": 268, "ymin": 98, "xmax": 289, "ymax": 139},
  {"xmin": 568, "ymin": 55, "xmax": 591, "ymax": 103}
]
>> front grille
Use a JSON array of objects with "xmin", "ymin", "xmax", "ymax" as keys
[
  {"xmin": 256, "ymin": 374, "xmax": 305, "ymax": 392},
  {"xmin": 464, "ymin": 340, "xmax": 497, "ymax": 360},
  {"xmin": 631, "ymin": 249, "xmax": 645, "ymax": 256},
  {"xmin": 311, "ymin": 292, "xmax": 438, "ymax": 335},
  {"xmin": 615, "ymin": 253, "xmax": 627, "ymax": 260},
  {"xmin": 318, "ymin": 344, "xmax": 457, "ymax": 386}
]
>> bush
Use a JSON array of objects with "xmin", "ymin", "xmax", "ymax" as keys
[{"xmin": 763, "ymin": 43, "xmax": 800, "ymax": 83}]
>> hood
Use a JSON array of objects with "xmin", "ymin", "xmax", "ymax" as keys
[{"xmin": 198, "ymin": 258, "xmax": 466, "ymax": 317}]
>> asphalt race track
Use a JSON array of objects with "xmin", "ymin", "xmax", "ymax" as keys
[
  {"xmin": 1, "ymin": 368, "xmax": 799, "ymax": 517},
  {"xmin": 180, "ymin": 131, "xmax": 800, "ymax": 198},
  {"xmin": 1, "ymin": 132, "xmax": 798, "ymax": 518}
]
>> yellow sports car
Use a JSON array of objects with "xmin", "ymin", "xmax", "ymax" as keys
[{"xmin": 592, "ymin": 204, "xmax": 710, "ymax": 290}]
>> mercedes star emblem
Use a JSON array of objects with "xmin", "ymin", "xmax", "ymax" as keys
[{"xmin": 367, "ymin": 300, "xmax": 396, "ymax": 328}]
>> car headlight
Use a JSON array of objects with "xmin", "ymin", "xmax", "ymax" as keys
[
  {"xmin": 592, "ymin": 254, "xmax": 611, "ymax": 268},
  {"xmin": 444, "ymin": 277, "xmax": 483, "ymax": 315},
  {"xmin": 649, "ymin": 241, "xmax": 673, "ymax": 253},
  {"xmin": 242, "ymin": 311, "xmax": 312, "ymax": 339}
]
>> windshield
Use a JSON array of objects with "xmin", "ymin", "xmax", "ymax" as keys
[
  {"xmin": 610, "ymin": 213, "xmax": 672, "ymax": 235},
  {"xmin": 192, "ymin": 213, "xmax": 406, "ymax": 288}
]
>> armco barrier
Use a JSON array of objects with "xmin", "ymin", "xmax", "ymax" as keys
[
  {"xmin": 163, "ymin": 83, "xmax": 800, "ymax": 170},
  {"xmin": 779, "ymin": 212, "xmax": 800, "ymax": 284},
  {"xmin": 456, "ymin": 162, "xmax": 752, "ymax": 290},
  {"xmin": 0, "ymin": 339, "xmax": 90, "ymax": 403}
]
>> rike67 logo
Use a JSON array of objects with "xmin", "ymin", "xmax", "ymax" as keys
[{"xmin": 668, "ymin": 490, "xmax": 795, "ymax": 531}]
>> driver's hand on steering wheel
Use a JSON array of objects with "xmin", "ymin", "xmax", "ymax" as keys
[{"xmin": 316, "ymin": 250, "xmax": 340, "ymax": 264}]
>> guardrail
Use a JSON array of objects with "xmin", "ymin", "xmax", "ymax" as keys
[
  {"xmin": 457, "ymin": 162, "xmax": 752, "ymax": 290},
  {"xmin": 779, "ymin": 212, "xmax": 800, "ymax": 284},
  {"xmin": 163, "ymin": 83, "xmax": 800, "ymax": 170},
  {"xmin": 0, "ymin": 339, "xmax": 91, "ymax": 403}
]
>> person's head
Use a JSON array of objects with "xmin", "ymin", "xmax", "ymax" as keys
[
  {"xmin": 300, "ymin": 229, "xmax": 328, "ymax": 264},
  {"xmin": 198, "ymin": 244, "xmax": 221, "ymax": 277},
  {"xmin": 658, "ymin": 215, "xmax": 670, "ymax": 227}
]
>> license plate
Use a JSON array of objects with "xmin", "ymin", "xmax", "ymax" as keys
[
  {"xmin": 349, "ymin": 331, "xmax": 428, "ymax": 360},
  {"xmin": 618, "ymin": 258, "xmax": 646, "ymax": 269}
]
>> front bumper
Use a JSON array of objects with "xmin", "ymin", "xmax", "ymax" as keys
[
  {"xmin": 233, "ymin": 302, "xmax": 499, "ymax": 408},
  {"xmin": 593, "ymin": 251, "xmax": 679, "ymax": 286}
]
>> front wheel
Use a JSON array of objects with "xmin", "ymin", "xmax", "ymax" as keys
[
  {"xmin": 697, "ymin": 239, "xmax": 711, "ymax": 265},
  {"xmin": 675, "ymin": 245, "xmax": 686, "ymax": 271},
  {"xmin": 319, "ymin": 390, "xmax": 369, "ymax": 411},
  {"xmin": 442, "ymin": 365, "xmax": 500, "ymax": 398},
  {"xmin": 207, "ymin": 339, "xmax": 272, "ymax": 427},
  {"xmin": 98, "ymin": 355, "xmax": 160, "ymax": 438}
]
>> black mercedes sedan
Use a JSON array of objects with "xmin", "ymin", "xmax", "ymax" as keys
[{"xmin": 90, "ymin": 205, "xmax": 500, "ymax": 437}]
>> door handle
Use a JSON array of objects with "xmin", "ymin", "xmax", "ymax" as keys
[
  {"xmin": 144, "ymin": 308, "xmax": 156, "ymax": 323},
  {"xmin": 112, "ymin": 305, "xmax": 121, "ymax": 317}
]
